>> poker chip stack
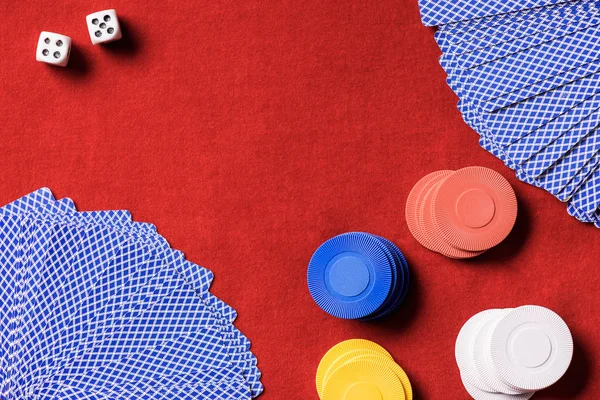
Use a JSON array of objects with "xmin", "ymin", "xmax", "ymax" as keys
[
  {"xmin": 406, "ymin": 166, "xmax": 517, "ymax": 259},
  {"xmin": 419, "ymin": 0, "xmax": 600, "ymax": 228},
  {"xmin": 307, "ymin": 232, "xmax": 410, "ymax": 320},
  {"xmin": 456, "ymin": 306, "xmax": 573, "ymax": 400},
  {"xmin": 0, "ymin": 188, "xmax": 263, "ymax": 399},
  {"xmin": 316, "ymin": 339, "xmax": 413, "ymax": 400}
]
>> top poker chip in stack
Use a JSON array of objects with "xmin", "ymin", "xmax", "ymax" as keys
[
  {"xmin": 316, "ymin": 339, "xmax": 413, "ymax": 400},
  {"xmin": 406, "ymin": 166, "xmax": 517, "ymax": 259},
  {"xmin": 456, "ymin": 306, "xmax": 573, "ymax": 399},
  {"xmin": 0, "ymin": 188, "xmax": 263, "ymax": 399},
  {"xmin": 307, "ymin": 232, "xmax": 410, "ymax": 320}
]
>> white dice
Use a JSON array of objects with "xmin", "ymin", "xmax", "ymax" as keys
[
  {"xmin": 86, "ymin": 9, "xmax": 122, "ymax": 45},
  {"xmin": 36, "ymin": 31, "xmax": 71, "ymax": 67}
]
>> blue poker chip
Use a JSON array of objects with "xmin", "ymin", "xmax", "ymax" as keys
[
  {"xmin": 379, "ymin": 236, "xmax": 410, "ymax": 315},
  {"xmin": 359, "ymin": 235, "xmax": 399, "ymax": 321},
  {"xmin": 307, "ymin": 232, "xmax": 393, "ymax": 319},
  {"xmin": 371, "ymin": 237, "xmax": 410, "ymax": 319},
  {"xmin": 360, "ymin": 235, "xmax": 410, "ymax": 320}
]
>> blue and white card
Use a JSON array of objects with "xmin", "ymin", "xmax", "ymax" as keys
[
  {"xmin": 0, "ymin": 189, "xmax": 263, "ymax": 399},
  {"xmin": 421, "ymin": 0, "xmax": 600, "ymax": 227}
]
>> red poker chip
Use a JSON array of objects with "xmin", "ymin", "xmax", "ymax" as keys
[
  {"xmin": 413, "ymin": 171, "xmax": 453, "ymax": 251},
  {"xmin": 432, "ymin": 166, "xmax": 517, "ymax": 252},
  {"xmin": 419, "ymin": 175, "xmax": 484, "ymax": 259},
  {"xmin": 405, "ymin": 170, "xmax": 453, "ymax": 250}
]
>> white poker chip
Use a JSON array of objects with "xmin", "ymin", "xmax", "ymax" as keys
[
  {"xmin": 455, "ymin": 310, "xmax": 500, "ymax": 393},
  {"xmin": 461, "ymin": 377, "xmax": 535, "ymax": 400},
  {"xmin": 472, "ymin": 309, "xmax": 528, "ymax": 395},
  {"xmin": 489, "ymin": 305, "xmax": 574, "ymax": 392}
]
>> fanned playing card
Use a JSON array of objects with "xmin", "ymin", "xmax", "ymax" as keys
[
  {"xmin": 420, "ymin": 0, "xmax": 600, "ymax": 227},
  {"xmin": 0, "ymin": 189, "xmax": 263, "ymax": 399}
]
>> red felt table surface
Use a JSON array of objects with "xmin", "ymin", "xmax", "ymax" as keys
[{"xmin": 1, "ymin": 0, "xmax": 598, "ymax": 398}]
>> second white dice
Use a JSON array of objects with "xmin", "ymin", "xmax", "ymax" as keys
[
  {"xmin": 86, "ymin": 9, "xmax": 122, "ymax": 45},
  {"xmin": 36, "ymin": 32, "xmax": 71, "ymax": 67}
]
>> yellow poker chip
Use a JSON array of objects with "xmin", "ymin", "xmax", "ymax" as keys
[
  {"xmin": 316, "ymin": 340, "xmax": 392, "ymax": 398},
  {"xmin": 322, "ymin": 358, "xmax": 406, "ymax": 400},
  {"xmin": 322, "ymin": 349, "xmax": 389, "ymax": 397},
  {"xmin": 337, "ymin": 354, "xmax": 413, "ymax": 400}
]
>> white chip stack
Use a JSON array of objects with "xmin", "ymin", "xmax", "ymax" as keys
[{"xmin": 455, "ymin": 306, "xmax": 573, "ymax": 399}]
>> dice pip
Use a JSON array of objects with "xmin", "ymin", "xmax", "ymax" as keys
[
  {"xmin": 36, "ymin": 32, "xmax": 71, "ymax": 67},
  {"xmin": 86, "ymin": 9, "xmax": 122, "ymax": 45}
]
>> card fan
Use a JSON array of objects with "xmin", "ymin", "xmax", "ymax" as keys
[
  {"xmin": 419, "ymin": 0, "xmax": 600, "ymax": 228},
  {"xmin": 0, "ymin": 188, "xmax": 263, "ymax": 399}
]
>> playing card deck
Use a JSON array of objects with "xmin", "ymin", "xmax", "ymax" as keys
[
  {"xmin": 419, "ymin": 0, "xmax": 600, "ymax": 227},
  {"xmin": 0, "ymin": 188, "xmax": 263, "ymax": 399}
]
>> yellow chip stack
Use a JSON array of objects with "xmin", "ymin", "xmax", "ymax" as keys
[{"xmin": 316, "ymin": 339, "xmax": 413, "ymax": 400}]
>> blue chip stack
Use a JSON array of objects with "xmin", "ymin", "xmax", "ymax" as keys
[{"xmin": 307, "ymin": 232, "xmax": 410, "ymax": 320}]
